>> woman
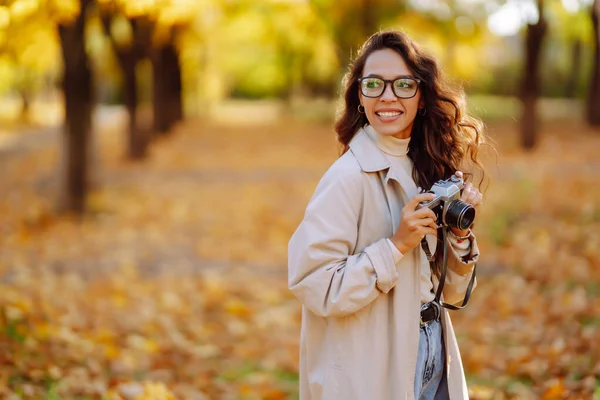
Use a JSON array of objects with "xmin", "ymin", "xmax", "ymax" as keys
[{"xmin": 288, "ymin": 31, "xmax": 487, "ymax": 400}]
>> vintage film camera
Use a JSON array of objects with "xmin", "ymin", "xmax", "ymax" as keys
[{"xmin": 417, "ymin": 174, "xmax": 475, "ymax": 231}]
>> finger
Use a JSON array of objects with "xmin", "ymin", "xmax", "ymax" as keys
[
  {"xmin": 471, "ymin": 192, "xmax": 483, "ymax": 207},
  {"xmin": 464, "ymin": 190, "xmax": 477, "ymax": 205},
  {"xmin": 466, "ymin": 187, "xmax": 482, "ymax": 205},
  {"xmin": 409, "ymin": 206, "xmax": 438, "ymax": 220},
  {"xmin": 455, "ymin": 170, "xmax": 463, "ymax": 179},
  {"xmin": 425, "ymin": 217, "xmax": 439, "ymax": 231},
  {"xmin": 464, "ymin": 186, "xmax": 478, "ymax": 204},
  {"xmin": 414, "ymin": 217, "xmax": 437, "ymax": 230},
  {"xmin": 461, "ymin": 182, "xmax": 473, "ymax": 201},
  {"xmin": 407, "ymin": 192, "xmax": 437, "ymax": 210},
  {"xmin": 418, "ymin": 226, "xmax": 439, "ymax": 237}
]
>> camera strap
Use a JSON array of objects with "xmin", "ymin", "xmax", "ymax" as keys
[{"xmin": 420, "ymin": 228, "xmax": 476, "ymax": 310}]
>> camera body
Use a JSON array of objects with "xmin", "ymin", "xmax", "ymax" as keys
[{"xmin": 418, "ymin": 174, "xmax": 475, "ymax": 231}]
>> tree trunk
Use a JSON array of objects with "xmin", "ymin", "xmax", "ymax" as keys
[
  {"xmin": 19, "ymin": 90, "xmax": 30, "ymax": 122},
  {"xmin": 565, "ymin": 39, "xmax": 582, "ymax": 98},
  {"xmin": 58, "ymin": 0, "xmax": 93, "ymax": 214},
  {"xmin": 152, "ymin": 47, "xmax": 168, "ymax": 134},
  {"xmin": 588, "ymin": 0, "xmax": 600, "ymax": 125},
  {"xmin": 123, "ymin": 59, "xmax": 146, "ymax": 159},
  {"xmin": 152, "ymin": 43, "xmax": 183, "ymax": 135},
  {"xmin": 167, "ymin": 45, "xmax": 183, "ymax": 123},
  {"xmin": 520, "ymin": 0, "xmax": 547, "ymax": 150},
  {"xmin": 100, "ymin": 15, "xmax": 148, "ymax": 159}
]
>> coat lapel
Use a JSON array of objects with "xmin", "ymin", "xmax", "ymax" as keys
[{"xmin": 348, "ymin": 126, "xmax": 420, "ymax": 202}]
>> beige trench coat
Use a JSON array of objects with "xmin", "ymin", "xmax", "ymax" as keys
[{"xmin": 288, "ymin": 127, "xmax": 480, "ymax": 400}]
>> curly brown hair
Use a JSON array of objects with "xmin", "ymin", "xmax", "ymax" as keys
[{"xmin": 335, "ymin": 30, "xmax": 488, "ymax": 190}]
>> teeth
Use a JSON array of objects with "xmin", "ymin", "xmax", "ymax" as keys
[{"xmin": 377, "ymin": 111, "xmax": 402, "ymax": 117}]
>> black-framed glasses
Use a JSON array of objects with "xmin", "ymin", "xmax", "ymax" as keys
[{"xmin": 358, "ymin": 76, "xmax": 422, "ymax": 99}]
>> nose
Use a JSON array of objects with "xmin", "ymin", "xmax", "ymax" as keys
[{"xmin": 380, "ymin": 82, "xmax": 397, "ymax": 102}]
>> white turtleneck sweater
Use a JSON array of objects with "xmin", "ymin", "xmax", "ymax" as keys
[{"xmin": 365, "ymin": 125, "xmax": 472, "ymax": 304}]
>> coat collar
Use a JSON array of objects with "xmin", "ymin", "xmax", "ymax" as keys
[
  {"xmin": 348, "ymin": 126, "xmax": 419, "ymax": 197},
  {"xmin": 348, "ymin": 126, "xmax": 390, "ymax": 173}
]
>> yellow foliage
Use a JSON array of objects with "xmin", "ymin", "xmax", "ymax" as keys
[
  {"xmin": 0, "ymin": 6, "xmax": 10, "ymax": 29},
  {"xmin": 109, "ymin": 14, "xmax": 134, "ymax": 49},
  {"xmin": 542, "ymin": 379, "xmax": 567, "ymax": 400},
  {"xmin": 134, "ymin": 382, "xmax": 177, "ymax": 400},
  {"xmin": 48, "ymin": 0, "xmax": 80, "ymax": 24},
  {"xmin": 454, "ymin": 44, "xmax": 478, "ymax": 80},
  {"xmin": 157, "ymin": 0, "xmax": 201, "ymax": 26},
  {"xmin": 127, "ymin": 334, "xmax": 160, "ymax": 353},
  {"xmin": 224, "ymin": 298, "xmax": 252, "ymax": 318},
  {"xmin": 112, "ymin": 293, "xmax": 128, "ymax": 308},
  {"xmin": 121, "ymin": 0, "xmax": 158, "ymax": 18},
  {"xmin": 34, "ymin": 322, "xmax": 57, "ymax": 340},
  {"xmin": 104, "ymin": 343, "xmax": 121, "ymax": 360},
  {"xmin": 9, "ymin": 0, "xmax": 39, "ymax": 22}
]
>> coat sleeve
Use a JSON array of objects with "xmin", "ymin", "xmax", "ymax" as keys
[
  {"xmin": 440, "ymin": 233, "xmax": 480, "ymax": 306},
  {"xmin": 288, "ymin": 168, "xmax": 404, "ymax": 318}
]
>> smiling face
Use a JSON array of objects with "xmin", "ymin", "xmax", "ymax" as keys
[{"xmin": 359, "ymin": 48, "xmax": 423, "ymax": 139}]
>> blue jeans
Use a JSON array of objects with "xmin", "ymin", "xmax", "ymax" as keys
[{"xmin": 414, "ymin": 319, "xmax": 449, "ymax": 400}]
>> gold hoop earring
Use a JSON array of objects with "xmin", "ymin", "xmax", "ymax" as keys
[
  {"xmin": 358, "ymin": 105, "xmax": 365, "ymax": 114},
  {"xmin": 418, "ymin": 108, "xmax": 427, "ymax": 116}
]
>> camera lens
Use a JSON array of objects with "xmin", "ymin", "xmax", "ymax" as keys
[{"xmin": 445, "ymin": 200, "xmax": 475, "ymax": 231}]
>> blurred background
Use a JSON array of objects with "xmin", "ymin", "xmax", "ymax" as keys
[{"xmin": 0, "ymin": 0, "xmax": 599, "ymax": 399}]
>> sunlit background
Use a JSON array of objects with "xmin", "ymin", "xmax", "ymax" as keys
[
  {"xmin": 0, "ymin": 0, "xmax": 596, "ymax": 118},
  {"xmin": 1, "ymin": 0, "xmax": 599, "ymax": 399}
]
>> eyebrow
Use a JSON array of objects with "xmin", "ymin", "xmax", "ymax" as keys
[{"xmin": 363, "ymin": 74, "xmax": 416, "ymax": 79}]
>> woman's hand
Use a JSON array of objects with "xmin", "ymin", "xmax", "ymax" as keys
[
  {"xmin": 390, "ymin": 193, "xmax": 439, "ymax": 255},
  {"xmin": 452, "ymin": 171, "xmax": 483, "ymax": 237}
]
